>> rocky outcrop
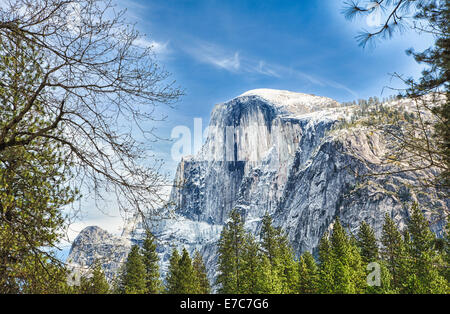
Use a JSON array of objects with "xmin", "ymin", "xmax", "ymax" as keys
[
  {"xmin": 67, "ymin": 89, "xmax": 448, "ymax": 284},
  {"xmin": 66, "ymin": 226, "xmax": 131, "ymax": 282}
]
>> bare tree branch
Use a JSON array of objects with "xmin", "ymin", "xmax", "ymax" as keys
[{"xmin": 0, "ymin": 0, "xmax": 183, "ymax": 222}]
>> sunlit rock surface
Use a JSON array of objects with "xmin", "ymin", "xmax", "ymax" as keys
[{"xmin": 67, "ymin": 89, "xmax": 447, "ymax": 284}]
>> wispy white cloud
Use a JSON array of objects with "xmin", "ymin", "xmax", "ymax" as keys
[
  {"xmin": 212, "ymin": 52, "xmax": 241, "ymax": 71},
  {"xmin": 320, "ymin": 79, "xmax": 359, "ymax": 98},
  {"xmin": 119, "ymin": 0, "xmax": 149, "ymax": 10},
  {"xmin": 248, "ymin": 61, "xmax": 326, "ymax": 87},
  {"xmin": 114, "ymin": 1, "xmax": 171, "ymax": 58},
  {"xmin": 184, "ymin": 41, "xmax": 357, "ymax": 97},
  {"xmin": 134, "ymin": 37, "xmax": 171, "ymax": 56},
  {"xmin": 185, "ymin": 42, "xmax": 241, "ymax": 72},
  {"xmin": 252, "ymin": 61, "xmax": 281, "ymax": 78}
]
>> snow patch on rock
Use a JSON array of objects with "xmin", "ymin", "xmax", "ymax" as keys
[{"xmin": 240, "ymin": 88, "xmax": 340, "ymax": 115}]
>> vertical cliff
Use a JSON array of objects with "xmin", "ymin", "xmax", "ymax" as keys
[{"xmin": 67, "ymin": 89, "xmax": 447, "ymax": 283}]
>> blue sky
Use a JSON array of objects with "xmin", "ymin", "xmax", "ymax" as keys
[
  {"xmin": 129, "ymin": 0, "xmax": 434, "ymax": 171},
  {"xmin": 61, "ymin": 0, "xmax": 435, "ymax": 253}
]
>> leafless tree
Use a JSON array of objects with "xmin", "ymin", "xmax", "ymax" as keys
[{"xmin": 0, "ymin": 0, "xmax": 183, "ymax": 222}]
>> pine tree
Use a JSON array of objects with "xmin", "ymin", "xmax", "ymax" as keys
[
  {"xmin": 356, "ymin": 222, "xmax": 394, "ymax": 294},
  {"xmin": 240, "ymin": 234, "xmax": 262, "ymax": 294},
  {"xmin": 240, "ymin": 234, "xmax": 277, "ymax": 294},
  {"xmin": 111, "ymin": 264, "xmax": 125, "ymax": 294},
  {"xmin": 330, "ymin": 219, "xmax": 365, "ymax": 294},
  {"xmin": 259, "ymin": 214, "xmax": 281, "ymax": 293},
  {"xmin": 78, "ymin": 262, "xmax": 110, "ymax": 294},
  {"xmin": 258, "ymin": 255, "xmax": 279, "ymax": 293},
  {"xmin": 298, "ymin": 252, "xmax": 318, "ymax": 294},
  {"xmin": 216, "ymin": 209, "xmax": 247, "ymax": 293},
  {"xmin": 277, "ymin": 241, "xmax": 299, "ymax": 294},
  {"xmin": 317, "ymin": 220, "xmax": 366, "ymax": 294},
  {"xmin": 317, "ymin": 232, "xmax": 334, "ymax": 294},
  {"xmin": 192, "ymin": 250, "xmax": 210, "ymax": 294},
  {"xmin": 0, "ymin": 39, "xmax": 77, "ymax": 292},
  {"xmin": 121, "ymin": 245, "xmax": 147, "ymax": 294},
  {"xmin": 380, "ymin": 213, "xmax": 409, "ymax": 292},
  {"xmin": 408, "ymin": 204, "xmax": 435, "ymax": 258},
  {"xmin": 348, "ymin": 234, "xmax": 367, "ymax": 293},
  {"xmin": 142, "ymin": 231, "xmax": 162, "ymax": 294},
  {"xmin": 166, "ymin": 247, "xmax": 198, "ymax": 294},
  {"xmin": 404, "ymin": 203, "xmax": 449, "ymax": 293},
  {"xmin": 333, "ymin": 259, "xmax": 354, "ymax": 294},
  {"xmin": 260, "ymin": 214, "xmax": 279, "ymax": 264},
  {"xmin": 166, "ymin": 247, "xmax": 181, "ymax": 294},
  {"xmin": 357, "ymin": 221, "xmax": 379, "ymax": 265},
  {"xmin": 260, "ymin": 213, "xmax": 298, "ymax": 293},
  {"xmin": 177, "ymin": 248, "xmax": 198, "ymax": 293},
  {"xmin": 365, "ymin": 259, "xmax": 395, "ymax": 294}
]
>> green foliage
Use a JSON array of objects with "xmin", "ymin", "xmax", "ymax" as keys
[
  {"xmin": 177, "ymin": 248, "xmax": 198, "ymax": 293},
  {"xmin": 240, "ymin": 234, "xmax": 276, "ymax": 294},
  {"xmin": 278, "ymin": 249, "xmax": 299, "ymax": 294},
  {"xmin": 273, "ymin": 234, "xmax": 299, "ymax": 294},
  {"xmin": 216, "ymin": 209, "xmax": 247, "ymax": 293},
  {"xmin": 298, "ymin": 252, "xmax": 318, "ymax": 294},
  {"xmin": 365, "ymin": 260, "xmax": 394, "ymax": 294},
  {"xmin": 317, "ymin": 232, "xmax": 334, "ymax": 294},
  {"xmin": 357, "ymin": 222, "xmax": 394, "ymax": 294},
  {"xmin": 260, "ymin": 214, "xmax": 279, "ymax": 264},
  {"xmin": 260, "ymin": 213, "xmax": 298, "ymax": 293},
  {"xmin": 317, "ymin": 220, "xmax": 366, "ymax": 294},
  {"xmin": 120, "ymin": 245, "xmax": 147, "ymax": 294},
  {"xmin": 0, "ymin": 120, "xmax": 76, "ymax": 294},
  {"xmin": 378, "ymin": 204, "xmax": 450, "ymax": 294},
  {"xmin": 115, "ymin": 231, "xmax": 163, "ymax": 294},
  {"xmin": 445, "ymin": 221, "xmax": 450, "ymax": 281},
  {"xmin": 166, "ymin": 247, "xmax": 201, "ymax": 294},
  {"xmin": 142, "ymin": 231, "xmax": 162, "ymax": 294},
  {"xmin": 192, "ymin": 250, "xmax": 211, "ymax": 294},
  {"xmin": 83, "ymin": 208, "xmax": 450, "ymax": 295},
  {"xmin": 78, "ymin": 261, "xmax": 110, "ymax": 294},
  {"xmin": 343, "ymin": 1, "xmax": 450, "ymax": 189},
  {"xmin": 0, "ymin": 35, "xmax": 57, "ymax": 146},
  {"xmin": 407, "ymin": 203, "xmax": 436, "ymax": 258},
  {"xmin": 403, "ymin": 203, "xmax": 449, "ymax": 293},
  {"xmin": 165, "ymin": 247, "xmax": 181, "ymax": 294},
  {"xmin": 357, "ymin": 221, "xmax": 379, "ymax": 264},
  {"xmin": 0, "ymin": 36, "xmax": 77, "ymax": 293},
  {"xmin": 216, "ymin": 211, "xmax": 301, "ymax": 294},
  {"xmin": 380, "ymin": 213, "xmax": 409, "ymax": 292},
  {"xmin": 330, "ymin": 219, "xmax": 366, "ymax": 293},
  {"xmin": 406, "ymin": 1, "xmax": 449, "ymax": 188}
]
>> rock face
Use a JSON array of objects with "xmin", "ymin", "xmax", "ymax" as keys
[
  {"xmin": 67, "ymin": 89, "xmax": 447, "ymax": 284},
  {"xmin": 66, "ymin": 226, "xmax": 131, "ymax": 282}
]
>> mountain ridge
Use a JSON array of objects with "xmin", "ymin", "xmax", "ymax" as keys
[{"xmin": 67, "ymin": 89, "xmax": 447, "ymax": 284}]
